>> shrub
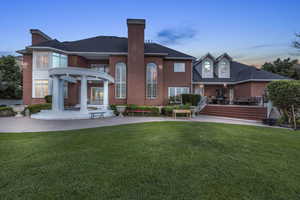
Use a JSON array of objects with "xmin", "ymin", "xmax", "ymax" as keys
[
  {"xmin": 126, "ymin": 104, "xmax": 160, "ymax": 116},
  {"xmin": 267, "ymin": 80, "xmax": 300, "ymax": 125},
  {"xmin": 0, "ymin": 106, "xmax": 15, "ymax": 117},
  {"xmin": 161, "ymin": 104, "xmax": 191, "ymax": 116},
  {"xmin": 181, "ymin": 94, "xmax": 201, "ymax": 106},
  {"xmin": 44, "ymin": 95, "xmax": 52, "ymax": 103},
  {"xmin": 25, "ymin": 103, "xmax": 52, "ymax": 115}
]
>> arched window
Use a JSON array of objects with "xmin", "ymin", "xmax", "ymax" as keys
[
  {"xmin": 218, "ymin": 59, "xmax": 230, "ymax": 78},
  {"xmin": 146, "ymin": 63, "xmax": 157, "ymax": 99},
  {"xmin": 202, "ymin": 59, "xmax": 213, "ymax": 78},
  {"xmin": 115, "ymin": 62, "xmax": 126, "ymax": 99}
]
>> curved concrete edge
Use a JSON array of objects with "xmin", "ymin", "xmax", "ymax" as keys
[{"xmin": 0, "ymin": 115, "xmax": 285, "ymax": 133}]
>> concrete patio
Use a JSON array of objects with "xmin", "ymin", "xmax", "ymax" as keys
[{"xmin": 0, "ymin": 115, "xmax": 275, "ymax": 133}]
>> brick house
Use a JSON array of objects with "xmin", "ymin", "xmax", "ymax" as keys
[
  {"xmin": 18, "ymin": 19, "xmax": 194, "ymax": 109},
  {"xmin": 17, "ymin": 18, "xmax": 287, "ymax": 119}
]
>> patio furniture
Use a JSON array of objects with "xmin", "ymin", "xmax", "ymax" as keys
[
  {"xmin": 233, "ymin": 97, "xmax": 250, "ymax": 105},
  {"xmin": 89, "ymin": 111, "xmax": 105, "ymax": 119},
  {"xmin": 172, "ymin": 109, "xmax": 191, "ymax": 119}
]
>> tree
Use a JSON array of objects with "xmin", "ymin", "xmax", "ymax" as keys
[
  {"xmin": 261, "ymin": 58, "xmax": 299, "ymax": 80},
  {"xmin": 267, "ymin": 80, "xmax": 300, "ymax": 125},
  {"xmin": 293, "ymin": 33, "xmax": 300, "ymax": 49},
  {"xmin": 0, "ymin": 56, "xmax": 22, "ymax": 99}
]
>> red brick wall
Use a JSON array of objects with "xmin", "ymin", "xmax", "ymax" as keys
[
  {"xmin": 204, "ymin": 85, "xmax": 229, "ymax": 98},
  {"xmin": 233, "ymin": 82, "xmax": 269, "ymax": 98},
  {"xmin": 31, "ymin": 33, "xmax": 49, "ymax": 45},
  {"xmin": 250, "ymin": 82, "xmax": 268, "ymax": 96},
  {"xmin": 163, "ymin": 60, "xmax": 192, "ymax": 104},
  {"xmin": 22, "ymin": 55, "xmax": 33, "ymax": 105}
]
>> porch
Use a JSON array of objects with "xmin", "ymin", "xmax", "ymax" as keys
[{"xmin": 194, "ymin": 83, "xmax": 266, "ymax": 106}]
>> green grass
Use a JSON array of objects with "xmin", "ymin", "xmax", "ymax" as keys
[{"xmin": 1, "ymin": 122, "xmax": 300, "ymax": 200}]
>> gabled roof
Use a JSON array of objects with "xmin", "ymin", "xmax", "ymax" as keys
[
  {"xmin": 26, "ymin": 36, "xmax": 194, "ymax": 59},
  {"xmin": 216, "ymin": 53, "xmax": 232, "ymax": 61},
  {"xmin": 193, "ymin": 59, "xmax": 289, "ymax": 83}
]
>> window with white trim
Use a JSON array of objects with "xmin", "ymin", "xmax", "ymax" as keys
[
  {"xmin": 218, "ymin": 59, "xmax": 230, "ymax": 78},
  {"xmin": 174, "ymin": 63, "xmax": 185, "ymax": 72},
  {"xmin": 52, "ymin": 53, "xmax": 67, "ymax": 68},
  {"xmin": 202, "ymin": 59, "xmax": 213, "ymax": 78},
  {"xmin": 33, "ymin": 52, "xmax": 50, "ymax": 69},
  {"xmin": 168, "ymin": 87, "xmax": 190, "ymax": 103},
  {"xmin": 115, "ymin": 62, "xmax": 126, "ymax": 99},
  {"xmin": 34, "ymin": 80, "xmax": 49, "ymax": 98},
  {"xmin": 146, "ymin": 63, "xmax": 158, "ymax": 99}
]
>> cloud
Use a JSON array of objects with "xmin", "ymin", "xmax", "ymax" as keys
[
  {"xmin": 246, "ymin": 43, "xmax": 289, "ymax": 50},
  {"xmin": 156, "ymin": 27, "xmax": 197, "ymax": 45}
]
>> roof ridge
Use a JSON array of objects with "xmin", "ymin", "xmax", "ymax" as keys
[{"xmin": 62, "ymin": 35, "xmax": 127, "ymax": 43}]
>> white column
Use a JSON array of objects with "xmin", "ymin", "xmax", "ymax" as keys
[
  {"xmin": 52, "ymin": 76, "xmax": 60, "ymax": 112},
  {"xmin": 103, "ymin": 80, "xmax": 109, "ymax": 109},
  {"xmin": 59, "ymin": 80, "xmax": 65, "ymax": 111},
  {"xmin": 80, "ymin": 75, "xmax": 88, "ymax": 113}
]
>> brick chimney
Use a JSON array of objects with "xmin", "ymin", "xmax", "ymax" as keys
[
  {"xmin": 30, "ymin": 29, "xmax": 52, "ymax": 45},
  {"xmin": 127, "ymin": 19, "xmax": 146, "ymax": 105}
]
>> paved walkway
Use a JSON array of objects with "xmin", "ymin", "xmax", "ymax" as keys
[{"xmin": 0, "ymin": 115, "xmax": 270, "ymax": 133}]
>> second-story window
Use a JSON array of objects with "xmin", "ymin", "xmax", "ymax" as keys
[
  {"xmin": 146, "ymin": 63, "xmax": 158, "ymax": 99},
  {"xmin": 218, "ymin": 60, "xmax": 230, "ymax": 78},
  {"xmin": 115, "ymin": 62, "xmax": 126, "ymax": 99},
  {"xmin": 202, "ymin": 60, "xmax": 213, "ymax": 78},
  {"xmin": 174, "ymin": 63, "xmax": 185, "ymax": 72},
  {"xmin": 52, "ymin": 53, "xmax": 67, "ymax": 68}
]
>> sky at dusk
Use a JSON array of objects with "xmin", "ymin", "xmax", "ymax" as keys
[{"xmin": 1, "ymin": 0, "xmax": 300, "ymax": 66}]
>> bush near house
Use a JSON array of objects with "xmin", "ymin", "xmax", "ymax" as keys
[
  {"xmin": 0, "ymin": 106, "xmax": 15, "ymax": 117},
  {"xmin": 161, "ymin": 104, "xmax": 191, "ymax": 116},
  {"xmin": 181, "ymin": 94, "xmax": 201, "ymax": 106},
  {"xmin": 267, "ymin": 80, "xmax": 300, "ymax": 126},
  {"xmin": 44, "ymin": 95, "xmax": 52, "ymax": 103},
  {"xmin": 24, "ymin": 103, "xmax": 52, "ymax": 115},
  {"xmin": 126, "ymin": 104, "xmax": 160, "ymax": 116}
]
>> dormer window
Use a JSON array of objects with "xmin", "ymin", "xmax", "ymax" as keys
[
  {"xmin": 218, "ymin": 59, "xmax": 230, "ymax": 78},
  {"xmin": 202, "ymin": 59, "xmax": 213, "ymax": 78}
]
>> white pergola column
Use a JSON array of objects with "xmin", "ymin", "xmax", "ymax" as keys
[
  {"xmin": 58, "ymin": 79, "xmax": 65, "ymax": 111},
  {"xmin": 52, "ymin": 76, "xmax": 60, "ymax": 112},
  {"xmin": 80, "ymin": 75, "xmax": 88, "ymax": 113},
  {"xmin": 103, "ymin": 80, "xmax": 109, "ymax": 109}
]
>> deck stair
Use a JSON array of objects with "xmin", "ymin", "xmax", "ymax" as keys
[{"xmin": 200, "ymin": 105, "xmax": 267, "ymax": 120}]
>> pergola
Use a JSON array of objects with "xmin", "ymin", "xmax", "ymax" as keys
[
  {"xmin": 31, "ymin": 67, "xmax": 114, "ymax": 120},
  {"xmin": 49, "ymin": 67, "xmax": 114, "ymax": 112}
]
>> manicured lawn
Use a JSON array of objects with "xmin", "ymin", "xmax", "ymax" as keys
[{"xmin": 0, "ymin": 122, "xmax": 300, "ymax": 200}]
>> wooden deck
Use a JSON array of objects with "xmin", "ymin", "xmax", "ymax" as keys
[{"xmin": 200, "ymin": 104, "xmax": 267, "ymax": 120}]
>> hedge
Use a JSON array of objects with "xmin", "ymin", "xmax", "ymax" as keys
[
  {"xmin": 25, "ymin": 103, "xmax": 52, "ymax": 115},
  {"xmin": 181, "ymin": 94, "xmax": 201, "ymax": 106},
  {"xmin": 0, "ymin": 106, "xmax": 15, "ymax": 117},
  {"xmin": 161, "ymin": 104, "xmax": 191, "ymax": 116}
]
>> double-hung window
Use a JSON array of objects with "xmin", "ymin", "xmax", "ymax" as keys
[
  {"xmin": 52, "ymin": 53, "xmax": 67, "ymax": 68},
  {"xmin": 168, "ymin": 87, "xmax": 190, "ymax": 103}
]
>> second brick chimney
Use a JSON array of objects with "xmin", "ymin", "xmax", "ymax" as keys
[
  {"xmin": 30, "ymin": 29, "xmax": 52, "ymax": 45},
  {"xmin": 127, "ymin": 19, "xmax": 146, "ymax": 105}
]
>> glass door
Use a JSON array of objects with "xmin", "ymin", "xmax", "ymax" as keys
[{"xmin": 90, "ymin": 87, "xmax": 104, "ymax": 105}]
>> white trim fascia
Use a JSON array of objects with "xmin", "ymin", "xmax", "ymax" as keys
[
  {"xmin": 27, "ymin": 46, "xmax": 183, "ymax": 57},
  {"xmin": 165, "ymin": 56, "xmax": 195, "ymax": 60},
  {"xmin": 192, "ymin": 79, "xmax": 288, "ymax": 85}
]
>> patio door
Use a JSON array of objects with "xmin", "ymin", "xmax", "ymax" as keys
[{"xmin": 90, "ymin": 87, "xmax": 104, "ymax": 105}]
